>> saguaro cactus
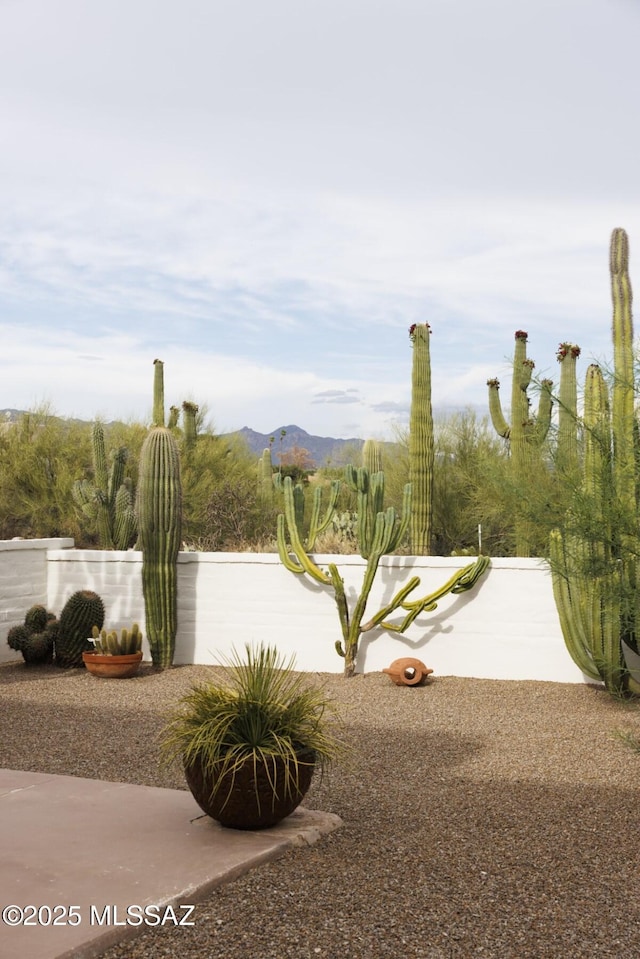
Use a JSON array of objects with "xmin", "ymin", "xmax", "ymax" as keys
[
  {"xmin": 555, "ymin": 342, "xmax": 581, "ymax": 476},
  {"xmin": 138, "ymin": 426, "xmax": 182, "ymax": 669},
  {"xmin": 257, "ymin": 448, "xmax": 275, "ymax": 508},
  {"xmin": 487, "ymin": 331, "xmax": 553, "ymax": 556},
  {"xmin": 408, "ymin": 324, "xmax": 434, "ymax": 554},
  {"xmin": 138, "ymin": 359, "xmax": 182, "ymax": 669},
  {"xmin": 550, "ymin": 228, "xmax": 639, "ymax": 695},
  {"xmin": 73, "ymin": 422, "xmax": 137, "ymax": 549},
  {"xmin": 362, "ymin": 439, "xmax": 383, "ymax": 475}
]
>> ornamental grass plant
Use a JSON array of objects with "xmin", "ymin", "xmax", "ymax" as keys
[{"xmin": 160, "ymin": 644, "xmax": 346, "ymax": 811}]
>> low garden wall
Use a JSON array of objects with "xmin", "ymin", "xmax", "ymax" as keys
[{"xmin": 0, "ymin": 540, "xmax": 587, "ymax": 683}]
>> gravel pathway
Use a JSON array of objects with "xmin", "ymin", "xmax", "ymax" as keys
[{"xmin": 2, "ymin": 661, "xmax": 640, "ymax": 959}]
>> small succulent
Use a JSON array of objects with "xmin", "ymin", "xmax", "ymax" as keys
[{"xmin": 90, "ymin": 623, "xmax": 143, "ymax": 656}]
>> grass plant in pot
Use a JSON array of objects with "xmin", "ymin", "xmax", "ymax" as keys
[
  {"xmin": 161, "ymin": 644, "xmax": 345, "ymax": 830},
  {"xmin": 82, "ymin": 624, "xmax": 143, "ymax": 678}
]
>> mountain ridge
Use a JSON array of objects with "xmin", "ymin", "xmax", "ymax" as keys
[
  {"xmin": 0, "ymin": 410, "xmax": 364, "ymax": 469},
  {"xmin": 223, "ymin": 424, "xmax": 364, "ymax": 468}
]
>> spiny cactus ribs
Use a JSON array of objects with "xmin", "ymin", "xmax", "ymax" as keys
[
  {"xmin": 55, "ymin": 590, "xmax": 105, "ymax": 668},
  {"xmin": 7, "ymin": 604, "xmax": 57, "ymax": 665}
]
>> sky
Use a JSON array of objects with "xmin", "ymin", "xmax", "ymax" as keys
[{"xmin": 1, "ymin": 0, "xmax": 640, "ymax": 441}]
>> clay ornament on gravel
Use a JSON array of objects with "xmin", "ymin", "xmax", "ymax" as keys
[{"xmin": 383, "ymin": 658, "xmax": 433, "ymax": 686}]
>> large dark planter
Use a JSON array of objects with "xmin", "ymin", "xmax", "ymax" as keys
[{"xmin": 184, "ymin": 749, "xmax": 316, "ymax": 830}]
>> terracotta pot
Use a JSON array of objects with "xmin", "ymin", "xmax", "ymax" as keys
[
  {"xmin": 82, "ymin": 651, "xmax": 143, "ymax": 678},
  {"xmin": 383, "ymin": 657, "xmax": 433, "ymax": 686},
  {"xmin": 184, "ymin": 749, "xmax": 316, "ymax": 830}
]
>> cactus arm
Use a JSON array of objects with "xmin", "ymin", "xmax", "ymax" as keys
[
  {"xmin": 360, "ymin": 576, "xmax": 421, "ymax": 632},
  {"xmin": 534, "ymin": 378, "xmax": 553, "ymax": 444},
  {"xmin": 307, "ymin": 480, "xmax": 341, "ymax": 549},
  {"xmin": 182, "ymin": 402, "xmax": 199, "ymax": 453},
  {"xmin": 362, "ymin": 439, "xmax": 383, "ymax": 474},
  {"xmin": 611, "ymin": 228, "xmax": 636, "ymax": 516},
  {"xmin": 381, "ymin": 557, "xmax": 490, "ymax": 633},
  {"xmin": 152, "ymin": 359, "xmax": 165, "ymax": 427},
  {"xmin": 328, "ymin": 563, "xmax": 349, "ymax": 657},
  {"xmin": 486, "ymin": 379, "xmax": 511, "ymax": 438},
  {"xmin": 277, "ymin": 481, "xmax": 331, "ymax": 585},
  {"xmin": 556, "ymin": 344, "xmax": 581, "ymax": 474}
]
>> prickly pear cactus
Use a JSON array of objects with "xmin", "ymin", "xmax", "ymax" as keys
[{"xmin": 56, "ymin": 590, "xmax": 105, "ymax": 668}]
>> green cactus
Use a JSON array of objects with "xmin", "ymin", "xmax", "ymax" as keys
[
  {"xmin": 550, "ymin": 228, "xmax": 640, "ymax": 695},
  {"xmin": 182, "ymin": 402, "xmax": 199, "ymax": 454},
  {"xmin": 91, "ymin": 623, "xmax": 143, "ymax": 656},
  {"xmin": 138, "ymin": 426, "xmax": 182, "ymax": 669},
  {"xmin": 73, "ymin": 422, "xmax": 137, "ymax": 550},
  {"xmin": 257, "ymin": 448, "xmax": 275, "ymax": 508},
  {"xmin": 278, "ymin": 464, "xmax": 489, "ymax": 676},
  {"xmin": 7, "ymin": 605, "xmax": 57, "ymax": 665},
  {"xmin": 362, "ymin": 439, "xmax": 383, "ymax": 474},
  {"xmin": 408, "ymin": 323, "xmax": 434, "ymax": 554},
  {"xmin": 153, "ymin": 358, "xmax": 165, "ymax": 427},
  {"xmin": 56, "ymin": 590, "xmax": 105, "ymax": 668},
  {"xmin": 487, "ymin": 330, "xmax": 554, "ymax": 556},
  {"xmin": 555, "ymin": 343, "xmax": 581, "ymax": 476}
]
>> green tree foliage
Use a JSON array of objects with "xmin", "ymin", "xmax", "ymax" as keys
[{"xmin": 0, "ymin": 407, "xmax": 92, "ymax": 542}]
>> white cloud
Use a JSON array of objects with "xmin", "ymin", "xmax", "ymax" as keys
[{"xmin": 0, "ymin": 0, "xmax": 639, "ymax": 440}]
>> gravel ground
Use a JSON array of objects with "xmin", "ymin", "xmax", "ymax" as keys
[{"xmin": 2, "ymin": 660, "xmax": 640, "ymax": 959}]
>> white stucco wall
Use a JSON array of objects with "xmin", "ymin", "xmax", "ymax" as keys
[
  {"xmin": 0, "ymin": 538, "xmax": 74, "ymax": 664},
  {"xmin": 32, "ymin": 546, "xmax": 587, "ymax": 682}
]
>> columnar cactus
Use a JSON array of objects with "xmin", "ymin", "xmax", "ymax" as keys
[
  {"xmin": 278, "ymin": 464, "xmax": 489, "ymax": 677},
  {"xmin": 182, "ymin": 402, "xmax": 199, "ymax": 454},
  {"xmin": 362, "ymin": 439, "xmax": 383, "ymax": 475},
  {"xmin": 137, "ymin": 426, "xmax": 182, "ymax": 668},
  {"xmin": 73, "ymin": 422, "xmax": 137, "ymax": 549},
  {"xmin": 257, "ymin": 448, "xmax": 275, "ymax": 508},
  {"xmin": 487, "ymin": 331, "xmax": 553, "ymax": 556},
  {"xmin": 56, "ymin": 590, "xmax": 105, "ymax": 668},
  {"xmin": 408, "ymin": 324, "xmax": 434, "ymax": 554},
  {"xmin": 550, "ymin": 228, "xmax": 639, "ymax": 695},
  {"xmin": 555, "ymin": 342, "xmax": 582, "ymax": 476}
]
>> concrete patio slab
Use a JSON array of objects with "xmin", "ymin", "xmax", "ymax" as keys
[{"xmin": 0, "ymin": 768, "xmax": 342, "ymax": 959}]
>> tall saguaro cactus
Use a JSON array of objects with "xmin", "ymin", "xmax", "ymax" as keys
[
  {"xmin": 550, "ymin": 228, "xmax": 639, "ymax": 695},
  {"xmin": 487, "ymin": 331, "xmax": 553, "ymax": 556},
  {"xmin": 138, "ymin": 360, "xmax": 182, "ymax": 668},
  {"xmin": 408, "ymin": 323, "xmax": 434, "ymax": 554}
]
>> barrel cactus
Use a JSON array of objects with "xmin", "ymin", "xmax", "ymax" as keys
[
  {"xmin": 7, "ymin": 604, "xmax": 57, "ymax": 665},
  {"xmin": 55, "ymin": 590, "xmax": 105, "ymax": 668}
]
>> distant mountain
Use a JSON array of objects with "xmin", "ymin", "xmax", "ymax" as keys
[
  {"xmin": 0, "ymin": 410, "xmax": 364, "ymax": 469},
  {"xmin": 225, "ymin": 424, "xmax": 364, "ymax": 468}
]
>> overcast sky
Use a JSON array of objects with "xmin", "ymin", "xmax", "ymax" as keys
[{"xmin": 1, "ymin": 0, "xmax": 639, "ymax": 439}]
